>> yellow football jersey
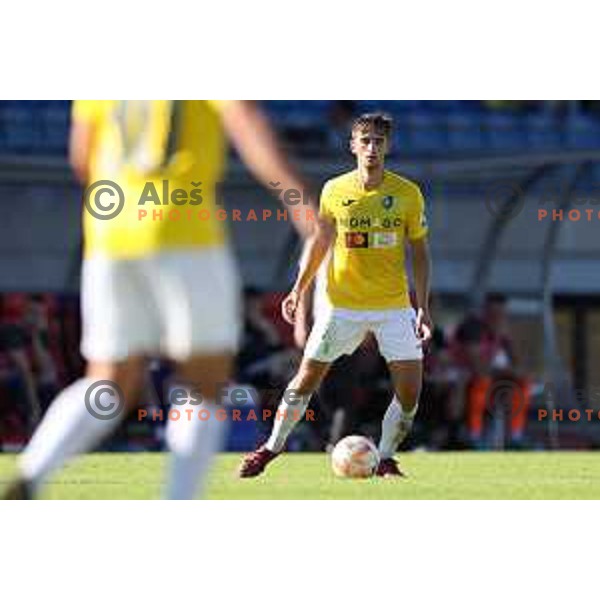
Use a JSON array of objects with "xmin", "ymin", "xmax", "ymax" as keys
[
  {"xmin": 320, "ymin": 169, "xmax": 428, "ymax": 310},
  {"xmin": 72, "ymin": 100, "xmax": 229, "ymax": 258}
]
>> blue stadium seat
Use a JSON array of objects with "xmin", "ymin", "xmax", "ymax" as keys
[
  {"xmin": 485, "ymin": 112, "xmax": 527, "ymax": 151},
  {"xmin": 447, "ymin": 112, "xmax": 485, "ymax": 152},
  {"xmin": 0, "ymin": 100, "xmax": 71, "ymax": 155},
  {"xmin": 356, "ymin": 100, "xmax": 380, "ymax": 113},
  {"xmin": 564, "ymin": 114, "xmax": 600, "ymax": 149},
  {"xmin": 43, "ymin": 106, "xmax": 70, "ymax": 153},
  {"xmin": 2, "ymin": 105, "xmax": 35, "ymax": 153},
  {"xmin": 420, "ymin": 100, "xmax": 466, "ymax": 114},
  {"xmin": 525, "ymin": 113, "xmax": 562, "ymax": 150},
  {"xmin": 385, "ymin": 100, "xmax": 423, "ymax": 114},
  {"xmin": 264, "ymin": 100, "xmax": 330, "ymax": 128},
  {"xmin": 263, "ymin": 101, "xmax": 298, "ymax": 126},
  {"xmin": 357, "ymin": 100, "xmax": 423, "ymax": 116},
  {"xmin": 391, "ymin": 119, "xmax": 412, "ymax": 154},
  {"xmin": 405, "ymin": 110, "xmax": 447, "ymax": 154}
]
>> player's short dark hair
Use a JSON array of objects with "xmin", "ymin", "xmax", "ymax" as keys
[{"xmin": 351, "ymin": 112, "xmax": 393, "ymax": 138}]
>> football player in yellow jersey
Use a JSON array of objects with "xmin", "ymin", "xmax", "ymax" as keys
[
  {"xmin": 239, "ymin": 112, "xmax": 432, "ymax": 478},
  {"xmin": 4, "ymin": 101, "xmax": 327, "ymax": 499}
]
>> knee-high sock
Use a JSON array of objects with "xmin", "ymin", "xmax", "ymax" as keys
[
  {"xmin": 378, "ymin": 396, "xmax": 418, "ymax": 460},
  {"xmin": 20, "ymin": 378, "xmax": 126, "ymax": 490},
  {"xmin": 164, "ymin": 398, "xmax": 227, "ymax": 500},
  {"xmin": 265, "ymin": 390, "xmax": 312, "ymax": 453}
]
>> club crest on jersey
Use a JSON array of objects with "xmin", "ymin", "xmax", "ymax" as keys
[{"xmin": 382, "ymin": 195, "xmax": 395, "ymax": 210}]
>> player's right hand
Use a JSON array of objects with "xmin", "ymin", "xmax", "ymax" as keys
[{"xmin": 282, "ymin": 289, "xmax": 301, "ymax": 325}]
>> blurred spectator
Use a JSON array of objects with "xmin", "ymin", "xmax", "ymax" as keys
[
  {"xmin": 236, "ymin": 287, "xmax": 305, "ymax": 447},
  {"xmin": 57, "ymin": 295, "xmax": 85, "ymax": 384},
  {"xmin": 237, "ymin": 286, "xmax": 299, "ymax": 396},
  {"xmin": 24, "ymin": 295, "xmax": 60, "ymax": 413},
  {"xmin": 417, "ymin": 324, "xmax": 464, "ymax": 449},
  {"xmin": 0, "ymin": 297, "xmax": 42, "ymax": 435},
  {"xmin": 451, "ymin": 293, "xmax": 531, "ymax": 449}
]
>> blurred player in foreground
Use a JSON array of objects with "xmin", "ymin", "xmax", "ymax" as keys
[
  {"xmin": 4, "ymin": 100, "xmax": 326, "ymax": 499},
  {"xmin": 239, "ymin": 112, "xmax": 432, "ymax": 478}
]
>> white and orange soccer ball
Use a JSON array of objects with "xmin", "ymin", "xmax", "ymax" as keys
[{"xmin": 331, "ymin": 435, "xmax": 380, "ymax": 478}]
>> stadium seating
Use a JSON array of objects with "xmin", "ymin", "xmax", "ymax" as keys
[
  {"xmin": 525, "ymin": 112, "xmax": 562, "ymax": 150},
  {"xmin": 272, "ymin": 100, "xmax": 600, "ymax": 155},
  {"xmin": 446, "ymin": 110, "xmax": 484, "ymax": 152},
  {"xmin": 564, "ymin": 114, "xmax": 600, "ymax": 149},
  {"xmin": 485, "ymin": 112, "xmax": 528, "ymax": 151},
  {"xmin": 0, "ymin": 100, "xmax": 70, "ymax": 156},
  {"xmin": 0, "ymin": 100, "xmax": 599, "ymax": 157}
]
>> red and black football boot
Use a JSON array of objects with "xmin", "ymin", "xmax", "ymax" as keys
[
  {"xmin": 238, "ymin": 445, "xmax": 280, "ymax": 478},
  {"xmin": 376, "ymin": 457, "xmax": 406, "ymax": 478}
]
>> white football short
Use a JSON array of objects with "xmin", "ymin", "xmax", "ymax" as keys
[
  {"xmin": 304, "ymin": 307, "xmax": 423, "ymax": 363},
  {"xmin": 81, "ymin": 247, "xmax": 241, "ymax": 362}
]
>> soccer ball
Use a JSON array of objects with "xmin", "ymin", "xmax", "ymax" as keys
[{"xmin": 331, "ymin": 435, "xmax": 380, "ymax": 478}]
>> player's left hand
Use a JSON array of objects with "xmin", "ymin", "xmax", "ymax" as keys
[
  {"xmin": 415, "ymin": 308, "xmax": 433, "ymax": 344},
  {"xmin": 281, "ymin": 289, "xmax": 301, "ymax": 325}
]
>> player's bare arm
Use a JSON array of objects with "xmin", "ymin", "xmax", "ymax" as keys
[
  {"xmin": 69, "ymin": 117, "xmax": 95, "ymax": 184},
  {"xmin": 410, "ymin": 236, "xmax": 433, "ymax": 342},
  {"xmin": 219, "ymin": 100, "xmax": 317, "ymax": 238},
  {"xmin": 293, "ymin": 281, "xmax": 315, "ymax": 348},
  {"xmin": 282, "ymin": 217, "xmax": 334, "ymax": 324}
]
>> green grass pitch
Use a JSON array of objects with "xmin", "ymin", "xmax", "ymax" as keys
[{"xmin": 1, "ymin": 452, "xmax": 600, "ymax": 499}]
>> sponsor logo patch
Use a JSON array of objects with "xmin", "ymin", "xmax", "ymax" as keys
[
  {"xmin": 371, "ymin": 232, "xmax": 397, "ymax": 248},
  {"xmin": 345, "ymin": 232, "xmax": 369, "ymax": 248}
]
